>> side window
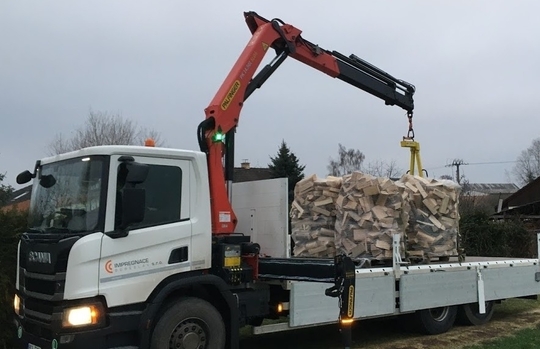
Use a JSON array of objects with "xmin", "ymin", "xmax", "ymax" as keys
[{"xmin": 115, "ymin": 163, "xmax": 182, "ymax": 229}]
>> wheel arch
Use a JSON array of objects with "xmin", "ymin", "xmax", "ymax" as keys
[{"xmin": 138, "ymin": 271, "xmax": 239, "ymax": 349}]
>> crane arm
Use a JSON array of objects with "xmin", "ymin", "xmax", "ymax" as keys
[{"xmin": 198, "ymin": 11, "xmax": 416, "ymax": 235}]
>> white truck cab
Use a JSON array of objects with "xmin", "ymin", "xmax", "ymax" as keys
[{"xmin": 14, "ymin": 146, "xmax": 248, "ymax": 349}]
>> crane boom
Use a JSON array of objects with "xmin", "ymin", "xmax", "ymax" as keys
[{"xmin": 197, "ymin": 11, "xmax": 416, "ymax": 235}]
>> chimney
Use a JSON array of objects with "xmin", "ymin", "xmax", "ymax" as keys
[{"xmin": 241, "ymin": 159, "xmax": 250, "ymax": 169}]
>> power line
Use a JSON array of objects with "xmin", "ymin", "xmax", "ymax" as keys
[
  {"xmin": 425, "ymin": 160, "xmax": 517, "ymax": 171},
  {"xmin": 466, "ymin": 160, "xmax": 517, "ymax": 165}
]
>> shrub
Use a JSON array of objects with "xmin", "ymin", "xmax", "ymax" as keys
[
  {"xmin": 460, "ymin": 210, "xmax": 534, "ymax": 258},
  {"xmin": 0, "ymin": 208, "xmax": 27, "ymax": 349}
]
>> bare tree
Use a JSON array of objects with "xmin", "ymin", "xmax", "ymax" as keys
[
  {"xmin": 364, "ymin": 159, "xmax": 403, "ymax": 178},
  {"xmin": 48, "ymin": 110, "xmax": 165, "ymax": 155},
  {"xmin": 439, "ymin": 174, "xmax": 453, "ymax": 180},
  {"xmin": 512, "ymin": 138, "xmax": 540, "ymax": 186},
  {"xmin": 0, "ymin": 172, "xmax": 14, "ymax": 206},
  {"xmin": 327, "ymin": 143, "xmax": 365, "ymax": 177}
]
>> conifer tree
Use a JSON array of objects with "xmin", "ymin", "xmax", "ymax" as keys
[{"xmin": 268, "ymin": 140, "xmax": 305, "ymax": 203}]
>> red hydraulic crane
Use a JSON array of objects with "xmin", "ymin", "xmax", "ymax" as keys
[{"xmin": 197, "ymin": 11, "xmax": 415, "ymax": 235}]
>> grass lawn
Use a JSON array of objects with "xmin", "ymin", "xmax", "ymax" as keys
[{"xmin": 464, "ymin": 327, "xmax": 540, "ymax": 349}]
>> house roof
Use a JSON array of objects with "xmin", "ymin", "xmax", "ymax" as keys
[
  {"xmin": 1, "ymin": 184, "xmax": 32, "ymax": 211},
  {"xmin": 233, "ymin": 167, "xmax": 275, "ymax": 183},
  {"xmin": 5, "ymin": 184, "xmax": 32, "ymax": 206},
  {"xmin": 501, "ymin": 176, "xmax": 540, "ymax": 210},
  {"xmin": 465, "ymin": 183, "xmax": 519, "ymax": 195}
]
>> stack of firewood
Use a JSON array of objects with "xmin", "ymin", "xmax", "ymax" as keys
[
  {"xmin": 397, "ymin": 174, "xmax": 460, "ymax": 260},
  {"xmin": 290, "ymin": 174, "xmax": 342, "ymax": 258},
  {"xmin": 334, "ymin": 172, "xmax": 407, "ymax": 260},
  {"xmin": 290, "ymin": 171, "xmax": 462, "ymax": 262}
]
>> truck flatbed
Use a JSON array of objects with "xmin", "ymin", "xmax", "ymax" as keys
[{"xmin": 254, "ymin": 239, "xmax": 540, "ymax": 334}]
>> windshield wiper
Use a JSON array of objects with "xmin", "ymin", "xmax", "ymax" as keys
[
  {"xmin": 27, "ymin": 227, "xmax": 71, "ymax": 234},
  {"xmin": 24, "ymin": 227, "xmax": 81, "ymax": 242},
  {"xmin": 42, "ymin": 227, "xmax": 73, "ymax": 234}
]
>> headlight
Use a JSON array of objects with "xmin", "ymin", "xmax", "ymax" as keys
[
  {"xmin": 62, "ymin": 304, "xmax": 103, "ymax": 327},
  {"xmin": 13, "ymin": 294, "xmax": 21, "ymax": 316}
]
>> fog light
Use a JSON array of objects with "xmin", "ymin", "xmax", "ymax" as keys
[{"xmin": 60, "ymin": 334, "xmax": 75, "ymax": 344}]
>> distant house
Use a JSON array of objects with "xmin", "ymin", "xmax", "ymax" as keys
[
  {"xmin": 461, "ymin": 183, "xmax": 519, "ymax": 214},
  {"xmin": 233, "ymin": 161, "xmax": 274, "ymax": 183},
  {"xmin": 495, "ymin": 176, "xmax": 540, "ymax": 218},
  {"xmin": 1, "ymin": 184, "xmax": 32, "ymax": 212}
]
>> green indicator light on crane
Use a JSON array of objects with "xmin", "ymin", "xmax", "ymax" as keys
[{"xmin": 212, "ymin": 131, "xmax": 225, "ymax": 143}]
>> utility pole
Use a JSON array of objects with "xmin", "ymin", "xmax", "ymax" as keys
[{"xmin": 445, "ymin": 159, "xmax": 468, "ymax": 184}]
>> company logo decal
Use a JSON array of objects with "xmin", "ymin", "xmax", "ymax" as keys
[
  {"xmin": 104, "ymin": 258, "xmax": 155, "ymax": 274},
  {"xmin": 28, "ymin": 251, "xmax": 52, "ymax": 264},
  {"xmin": 105, "ymin": 260, "xmax": 113, "ymax": 274},
  {"xmin": 347, "ymin": 285, "xmax": 355, "ymax": 318},
  {"xmin": 221, "ymin": 80, "xmax": 241, "ymax": 110}
]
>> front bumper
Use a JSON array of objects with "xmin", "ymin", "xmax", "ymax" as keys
[{"xmin": 14, "ymin": 308, "xmax": 143, "ymax": 349}]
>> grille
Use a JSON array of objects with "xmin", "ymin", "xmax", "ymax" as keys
[
  {"xmin": 25, "ymin": 278, "xmax": 56, "ymax": 296},
  {"xmin": 21, "ymin": 269, "xmax": 66, "ymax": 325},
  {"xmin": 25, "ymin": 298, "xmax": 54, "ymax": 319}
]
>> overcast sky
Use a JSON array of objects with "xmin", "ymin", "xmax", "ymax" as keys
[{"xmin": 1, "ymin": 1, "xmax": 539, "ymax": 189}]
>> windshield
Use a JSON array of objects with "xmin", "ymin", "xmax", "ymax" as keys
[{"xmin": 28, "ymin": 156, "xmax": 108, "ymax": 233}]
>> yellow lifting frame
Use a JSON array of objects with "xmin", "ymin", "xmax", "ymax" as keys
[{"xmin": 401, "ymin": 138, "xmax": 423, "ymax": 177}]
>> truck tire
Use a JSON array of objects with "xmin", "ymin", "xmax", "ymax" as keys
[
  {"xmin": 456, "ymin": 301, "xmax": 494, "ymax": 326},
  {"xmin": 150, "ymin": 297, "xmax": 226, "ymax": 349},
  {"xmin": 414, "ymin": 306, "xmax": 457, "ymax": 335}
]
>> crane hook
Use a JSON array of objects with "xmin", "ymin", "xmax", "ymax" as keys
[{"xmin": 406, "ymin": 111, "xmax": 414, "ymax": 140}]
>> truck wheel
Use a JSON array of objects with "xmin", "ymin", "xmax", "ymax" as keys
[
  {"xmin": 414, "ymin": 306, "xmax": 457, "ymax": 335},
  {"xmin": 456, "ymin": 301, "xmax": 494, "ymax": 326},
  {"xmin": 151, "ymin": 297, "xmax": 225, "ymax": 349}
]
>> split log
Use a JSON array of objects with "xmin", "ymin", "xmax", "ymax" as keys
[{"xmin": 290, "ymin": 174, "xmax": 342, "ymax": 258}]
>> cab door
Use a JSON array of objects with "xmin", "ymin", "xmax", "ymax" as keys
[{"xmin": 98, "ymin": 155, "xmax": 192, "ymax": 307}]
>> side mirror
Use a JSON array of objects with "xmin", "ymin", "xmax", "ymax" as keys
[
  {"xmin": 16, "ymin": 170, "xmax": 33, "ymax": 185},
  {"xmin": 39, "ymin": 174, "xmax": 57, "ymax": 188},
  {"xmin": 121, "ymin": 188, "xmax": 146, "ymax": 227},
  {"xmin": 106, "ymin": 188, "xmax": 146, "ymax": 239},
  {"xmin": 126, "ymin": 162, "xmax": 149, "ymax": 184}
]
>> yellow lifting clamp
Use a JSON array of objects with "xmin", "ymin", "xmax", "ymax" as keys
[
  {"xmin": 401, "ymin": 112, "xmax": 425, "ymax": 177},
  {"xmin": 401, "ymin": 138, "xmax": 423, "ymax": 177}
]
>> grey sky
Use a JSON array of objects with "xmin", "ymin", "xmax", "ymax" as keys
[{"xmin": 1, "ymin": 1, "xmax": 539, "ymax": 189}]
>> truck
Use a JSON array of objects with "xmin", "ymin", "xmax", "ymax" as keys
[{"xmin": 12, "ymin": 10, "xmax": 540, "ymax": 349}]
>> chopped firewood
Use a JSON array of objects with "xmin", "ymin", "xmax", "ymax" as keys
[
  {"xmin": 398, "ymin": 174, "xmax": 460, "ymax": 259},
  {"xmin": 292, "ymin": 170, "xmax": 462, "ymax": 262},
  {"xmin": 290, "ymin": 175, "xmax": 342, "ymax": 258},
  {"xmin": 335, "ymin": 172, "xmax": 406, "ymax": 260}
]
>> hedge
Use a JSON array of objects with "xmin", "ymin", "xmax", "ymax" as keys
[
  {"xmin": 0, "ymin": 209, "xmax": 27, "ymax": 349},
  {"xmin": 460, "ymin": 210, "xmax": 535, "ymax": 258}
]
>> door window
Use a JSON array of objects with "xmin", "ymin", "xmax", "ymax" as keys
[{"xmin": 115, "ymin": 163, "xmax": 182, "ymax": 229}]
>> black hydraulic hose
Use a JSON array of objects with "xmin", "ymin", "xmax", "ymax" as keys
[{"xmin": 197, "ymin": 117, "xmax": 215, "ymax": 154}]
